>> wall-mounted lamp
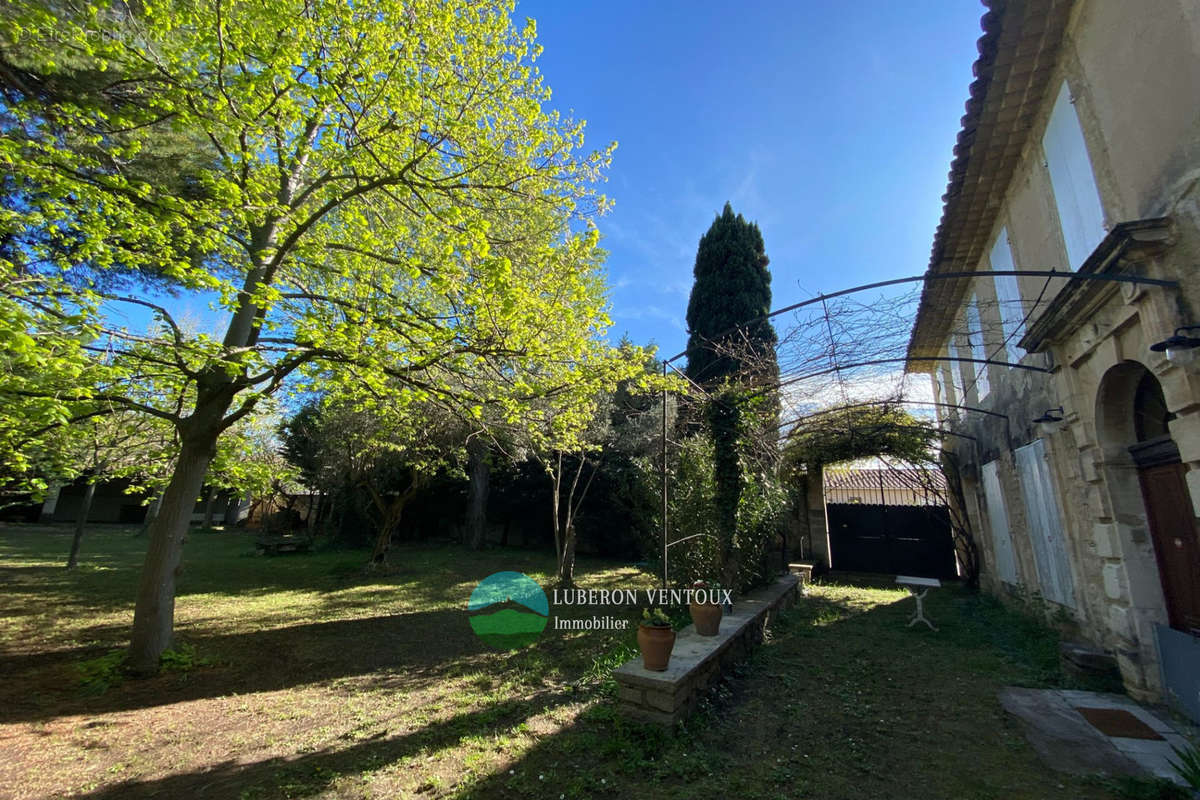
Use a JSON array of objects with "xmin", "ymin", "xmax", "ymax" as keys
[
  {"xmin": 1150, "ymin": 325, "xmax": 1200, "ymax": 366},
  {"xmin": 1033, "ymin": 406, "xmax": 1065, "ymax": 434}
]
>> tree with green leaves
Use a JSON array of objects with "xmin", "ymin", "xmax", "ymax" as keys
[
  {"xmin": 2, "ymin": 0, "xmax": 638, "ymax": 674},
  {"xmin": 286, "ymin": 391, "xmax": 461, "ymax": 564},
  {"xmin": 280, "ymin": 402, "xmax": 324, "ymax": 492},
  {"xmin": 782, "ymin": 405, "xmax": 939, "ymax": 470},
  {"xmin": 522, "ymin": 342, "xmax": 670, "ymax": 587},
  {"xmin": 0, "ymin": 300, "xmax": 106, "ymax": 506},
  {"xmin": 54, "ymin": 408, "xmax": 174, "ymax": 567},
  {"xmin": 205, "ymin": 407, "xmax": 297, "ymax": 527}
]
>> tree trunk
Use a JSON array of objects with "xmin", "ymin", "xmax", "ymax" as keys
[
  {"xmin": 136, "ymin": 493, "xmax": 163, "ymax": 537},
  {"xmin": 66, "ymin": 481, "xmax": 97, "ymax": 569},
  {"xmin": 366, "ymin": 480, "xmax": 417, "ymax": 566},
  {"xmin": 369, "ymin": 499, "xmax": 408, "ymax": 565},
  {"xmin": 549, "ymin": 452, "xmax": 563, "ymax": 568},
  {"xmin": 202, "ymin": 486, "xmax": 217, "ymax": 528},
  {"xmin": 127, "ymin": 223, "xmax": 273, "ymax": 675},
  {"xmin": 466, "ymin": 438, "xmax": 490, "ymax": 550},
  {"xmin": 314, "ymin": 490, "xmax": 327, "ymax": 529},
  {"xmin": 127, "ymin": 435, "xmax": 218, "ymax": 675},
  {"xmin": 557, "ymin": 521, "xmax": 577, "ymax": 587},
  {"xmin": 720, "ymin": 552, "xmax": 742, "ymax": 590},
  {"xmin": 370, "ymin": 516, "xmax": 396, "ymax": 564},
  {"xmin": 552, "ymin": 453, "xmax": 597, "ymax": 590}
]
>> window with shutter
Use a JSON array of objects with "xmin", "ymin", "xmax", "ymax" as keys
[
  {"xmin": 981, "ymin": 460, "xmax": 1018, "ymax": 585},
  {"xmin": 966, "ymin": 295, "xmax": 990, "ymax": 400},
  {"xmin": 1014, "ymin": 439, "xmax": 1076, "ymax": 608},
  {"xmin": 1042, "ymin": 82, "xmax": 1106, "ymax": 270},
  {"xmin": 948, "ymin": 338, "xmax": 965, "ymax": 400},
  {"xmin": 989, "ymin": 229, "xmax": 1026, "ymax": 363}
]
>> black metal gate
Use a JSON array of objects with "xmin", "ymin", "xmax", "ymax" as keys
[{"xmin": 827, "ymin": 503, "xmax": 957, "ymax": 579}]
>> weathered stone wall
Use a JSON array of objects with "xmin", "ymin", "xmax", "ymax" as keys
[{"xmin": 928, "ymin": 0, "xmax": 1200, "ymax": 700}]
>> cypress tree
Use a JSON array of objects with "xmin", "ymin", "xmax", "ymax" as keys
[
  {"xmin": 682, "ymin": 202, "xmax": 780, "ymax": 589},
  {"xmin": 684, "ymin": 202, "xmax": 777, "ymax": 388}
]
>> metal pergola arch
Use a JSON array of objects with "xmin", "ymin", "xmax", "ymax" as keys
[{"xmin": 655, "ymin": 268, "xmax": 1180, "ymax": 588}]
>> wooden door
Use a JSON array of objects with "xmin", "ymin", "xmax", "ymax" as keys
[{"xmin": 1138, "ymin": 462, "xmax": 1200, "ymax": 634}]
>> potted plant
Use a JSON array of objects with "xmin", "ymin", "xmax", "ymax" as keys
[
  {"xmin": 689, "ymin": 580, "xmax": 723, "ymax": 636},
  {"xmin": 637, "ymin": 608, "xmax": 676, "ymax": 671}
]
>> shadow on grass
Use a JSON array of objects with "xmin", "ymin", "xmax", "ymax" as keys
[
  {"xmin": 442, "ymin": 582, "xmax": 1117, "ymax": 800},
  {"xmin": 0, "ymin": 527, "xmax": 383, "ymax": 611},
  {"xmin": 68, "ymin": 687, "xmax": 578, "ymax": 800},
  {"xmin": 1, "ymin": 568, "xmax": 1123, "ymax": 800},
  {"xmin": 0, "ymin": 607, "xmax": 497, "ymax": 724},
  {"xmin": 0, "ymin": 527, "xmax": 642, "ymax": 618},
  {"xmin": 0, "ymin": 590, "xmax": 650, "ymax": 724}
]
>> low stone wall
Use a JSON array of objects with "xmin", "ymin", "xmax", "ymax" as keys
[{"xmin": 613, "ymin": 574, "xmax": 800, "ymax": 726}]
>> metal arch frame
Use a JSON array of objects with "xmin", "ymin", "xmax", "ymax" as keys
[
  {"xmin": 664, "ymin": 269, "xmax": 1178, "ymax": 365},
  {"xmin": 776, "ymin": 399, "xmax": 1009, "ymax": 432},
  {"xmin": 656, "ymin": 269, "xmax": 1180, "ymax": 589}
]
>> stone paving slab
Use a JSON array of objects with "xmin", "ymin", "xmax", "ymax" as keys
[{"xmin": 1000, "ymin": 687, "xmax": 1195, "ymax": 784}]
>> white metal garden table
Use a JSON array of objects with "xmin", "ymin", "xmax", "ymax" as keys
[{"xmin": 896, "ymin": 575, "xmax": 941, "ymax": 631}]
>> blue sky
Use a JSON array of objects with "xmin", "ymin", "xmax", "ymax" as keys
[
  {"xmin": 517, "ymin": 0, "xmax": 986, "ymax": 358},
  {"xmin": 103, "ymin": 2, "xmax": 986, "ymax": 362}
]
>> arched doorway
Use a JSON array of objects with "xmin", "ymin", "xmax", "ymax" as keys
[{"xmin": 1099, "ymin": 362, "xmax": 1200, "ymax": 634}]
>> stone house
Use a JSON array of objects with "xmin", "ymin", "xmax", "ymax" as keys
[{"xmin": 905, "ymin": 0, "xmax": 1200, "ymax": 711}]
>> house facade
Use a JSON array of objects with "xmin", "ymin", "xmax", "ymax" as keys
[{"xmin": 906, "ymin": 0, "xmax": 1200, "ymax": 710}]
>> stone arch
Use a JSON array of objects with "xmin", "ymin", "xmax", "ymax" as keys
[
  {"xmin": 1092, "ymin": 360, "xmax": 1174, "ymax": 697},
  {"xmin": 1095, "ymin": 362, "xmax": 1158, "ymax": 529},
  {"xmin": 1096, "ymin": 361, "xmax": 1163, "ymax": 456}
]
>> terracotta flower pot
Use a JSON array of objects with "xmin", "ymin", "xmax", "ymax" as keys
[
  {"xmin": 689, "ymin": 601, "xmax": 722, "ymax": 636},
  {"xmin": 637, "ymin": 624, "xmax": 676, "ymax": 671}
]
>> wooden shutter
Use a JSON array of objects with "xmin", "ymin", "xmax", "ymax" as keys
[
  {"xmin": 981, "ymin": 460, "xmax": 1018, "ymax": 584},
  {"xmin": 1015, "ymin": 439, "xmax": 1076, "ymax": 608},
  {"xmin": 1042, "ymin": 82, "xmax": 1106, "ymax": 270}
]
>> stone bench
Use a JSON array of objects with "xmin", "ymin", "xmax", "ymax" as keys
[{"xmin": 613, "ymin": 574, "xmax": 800, "ymax": 726}]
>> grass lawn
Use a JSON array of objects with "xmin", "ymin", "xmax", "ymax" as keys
[{"xmin": 0, "ymin": 524, "xmax": 1140, "ymax": 799}]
